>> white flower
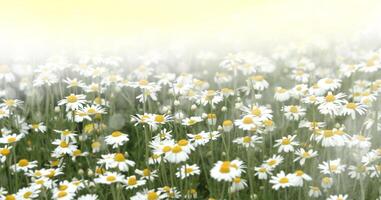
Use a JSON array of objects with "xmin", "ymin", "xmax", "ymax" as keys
[
  {"xmin": 282, "ymin": 105, "xmax": 306, "ymax": 120},
  {"xmin": 176, "ymin": 164, "xmax": 201, "ymax": 179},
  {"xmin": 105, "ymin": 131, "xmax": 129, "ymax": 148},
  {"xmin": 58, "ymin": 94, "xmax": 87, "ymax": 111},
  {"xmin": 210, "ymin": 160, "xmax": 245, "ymax": 182},
  {"xmin": 233, "ymin": 135, "xmax": 262, "ymax": 148},
  {"xmin": 318, "ymin": 159, "xmax": 346, "ymax": 175},
  {"xmin": 269, "ymin": 171, "xmax": 296, "ymax": 190},
  {"xmin": 274, "ymin": 135, "xmax": 299, "ymax": 153},
  {"xmin": 326, "ymin": 194, "xmax": 348, "ymax": 200}
]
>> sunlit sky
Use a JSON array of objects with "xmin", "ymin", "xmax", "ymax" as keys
[{"xmin": 1, "ymin": 0, "xmax": 381, "ymax": 51}]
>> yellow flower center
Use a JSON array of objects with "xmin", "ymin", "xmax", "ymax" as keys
[
  {"xmin": 23, "ymin": 191, "xmax": 33, "ymax": 198},
  {"xmin": 281, "ymin": 138, "xmax": 291, "ymax": 145},
  {"xmin": 31, "ymin": 124, "xmax": 40, "ymax": 129},
  {"xmin": 295, "ymin": 170, "xmax": 304, "ymax": 176},
  {"xmin": 60, "ymin": 141, "xmax": 69, "ymax": 148},
  {"xmin": 147, "ymin": 191, "xmax": 158, "ymax": 200},
  {"xmin": 111, "ymin": 131, "xmax": 122, "ymax": 137},
  {"xmin": 58, "ymin": 191, "xmax": 68, "ymax": 198},
  {"xmin": 172, "ymin": 145, "xmax": 182, "ymax": 153},
  {"xmin": 251, "ymin": 108, "xmax": 262, "ymax": 116},
  {"xmin": 18, "ymin": 159, "xmax": 29, "ymax": 167},
  {"xmin": 139, "ymin": 79, "xmax": 149, "ymax": 86},
  {"xmin": 252, "ymin": 75, "xmax": 264, "ymax": 81},
  {"xmin": 59, "ymin": 185, "xmax": 68, "ymax": 191},
  {"xmin": 127, "ymin": 176, "xmax": 137, "ymax": 185},
  {"xmin": 242, "ymin": 116, "xmax": 253, "ymax": 124},
  {"xmin": 7, "ymin": 137, "xmax": 16, "ymax": 143},
  {"xmin": 106, "ymin": 175, "xmax": 116, "ymax": 182},
  {"xmin": 87, "ymin": 108, "xmax": 97, "ymax": 114},
  {"xmin": 5, "ymin": 195, "xmax": 16, "ymax": 200},
  {"xmin": 258, "ymin": 167, "xmax": 267, "ymax": 172},
  {"xmin": 329, "ymin": 164, "xmax": 338, "ymax": 171},
  {"xmin": 289, "ymin": 106, "xmax": 298, "ymax": 113},
  {"xmin": 302, "ymin": 152, "xmax": 310, "ymax": 158},
  {"xmin": 223, "ymin": 120, "xmax": 233, "ymax": 126},
  {"xmin": 143, "ymin": 169, "xmax": 151, "ymax": 176},
  {"xmin": 194, "ymin": 134, "xmax": 203, "ymax": 140},
  {"xmin": 114, "ymin": 153, "xmax": 126, "ymax": 162},
  {"xmin": 323, "ymin": 130, "xmax": 334, "ymax": 137},
  {"xmin": 233, "ymin": 177, "xmax": 241, "ymax": 183},
  {"xmin": 4, "ymin": 99, "xmax": 15, "ymax": 107},
  {"xmin": 66, "ymin": 95, "xmax": 78, "ymax": 103},
  {"xmin": 243, "ymin": 136, "xmax": 252, "ymax": 143},
  {"xmin": 185, "ymin": 167, "xmax": 193, "ymax": 174},
  {"xmin": 346, "ymin": 102, "xmax": 357, "ymax": 109},
  {"xmin": 219, "ymin": 161, "xmax": 231, "ymax": 173},
  {"xmin": 178, "ymin": 139, "xmax": 188, "ymax": 146},
  {"xmin": 162, "ymin": 146, "xmax": 171, "ymax": 153},
  {"xmin": 0, "ymin": 148, "xmax": 10, "ymax": 156},
  {"xmin": 155, "ymin": 115, "xmax": 165, "ymax": 123},
  {"xmin": 322, "ymin": 177, "xmax": 331, "ymax": 184},
  {"xmin": 263, "ymin": 119, "xmax": 273, "ymax": 126},
  {"xmin": 267, "ymin": 159, "xmax": 276, "ymax": 166},
  {"xmin": 325, "ymin": 94, "xmax": 335, "ymax": 102},
  {"xmin": 279, "ymin": 177, "xmax": 289, "ymax": 184},
  {"xmin": 73, "ymin": 149, "xmax": 82, "ymax": 156}
]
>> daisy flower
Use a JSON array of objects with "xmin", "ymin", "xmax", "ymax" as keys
[
  {"xmin": 124, "ymin": 175, "xmax": 146, "ymax": 190},
  {"xmin": 282, "ymin": 105, "xmax": 306, "ymax": 120},
  {"xmin": 15, "ymin": 185, "xmax": 40, "ymax": 200},
  {"xmin": 316, "ymin": 92, "xmax": 346, "ymax": 116},
  {"xmin": 229, "ymin": 177, "xmax": 248, "ymax": 193},
  {"xmin": 98, "ymin": 153, "xmax": 135, "ymax": 172},
  {"xmin": 0, "ymin": 107, "xmax": 10, "ymax": 119},
  {"xmin": 348, "ymin": 165, "xmax": 368, "ymax": 179},
  {"xmin": 210, "ymin": 160, "xmax": 245, "ymax": 182},
  {"xmin": 181, "ymin": 116, "xmax": 203, "ymax": 126},
  {"xmin": 340, "ymin": 101, "xmax": 367, "ymax": 119},
  {"xmin": 274, "ymin": 135, "xmax": 299, "ymax": 153},
  {"xmin": 11, "ymin": 159, "xmax": 38, "ymax": 172},
  {"xmin": 58, "ymin": 94, "xmax": 87, "ymax": 111},
  {"xmin": 135, "ymin": 168, "xmax": 158, "ymax": 181},
  {"xmin": 318, "ymin": 159, "xmax": 346, "ymax": 175},
  {"xmin": 274, "ymin": 87, "xmax": 290, "ymax": 102},
  {"xmin": 104, "ymin": 131, "xmax": 129, "ymax": 148},
  {"xmin": 77, "ymin": 194, "xmax": 99, "ymax": 200},
  {"xmin": 293, "ymin": 170, "xmax": 312, "ymax": 186},
  {"xmin": 294, "ymin": 148, "xmax": 318, "ymax": 165},
  {"xmin": 254, "ymin": 165, "xmax": 273, "ymax": 180},
  {"xmin": 52, "ymin": 140, "xmax": 77, "ymax": 156},
  {"xmin": 235, "ymin": 115, "xmax": 258, "ymax": 131},
  {"xmin": 29, "ymin": 122, "xmax": 47, "ymax": 133},
  {"xmin": 1, "ymin": 98, "xmax": 23, "ymax": 109},
  {"xmin": 269, "ymin": 171, "xmax": 296, "ymax": 190},
  {"xmin": 317, "ymin": 78, "xmax": 341, "ymax": 91},
  {"xmin": 94, "ymin": 172, "xmax": 125, "ymax": 185},
  {"xmin": 264, "ymin": 155, "xmax": 284, "ymax": 169},
  {"xmin": 0, "ymin": 145, "xmax": 11, "ymax": 163},
  {"xmin": 63, "ymin": 78, "xmax": 86, "ymax": 88},
  {"xmin": 326, "ymin": 194, "xmax": 348, "ymax": 200},
  {"xmin": 249, "ymin": 75, "xmax": 269, "ymax": 91},
  {"xmin": 176, "ymin": 164, "xmax": 201, "ymax": 179},
  {"xmin": 233, "ymin": 135, "xmax": 262, "ymax": 148},
  {"xmin": 130, "ymin": 189, "xmax": 165, "ymax": 200},
  {"xmin": 308, "ymin": 186, "xmax": 322, "ymax": 198}
]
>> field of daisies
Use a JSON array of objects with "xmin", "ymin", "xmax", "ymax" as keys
[{"xmin": 0, "ymin": 42, "xmax": 380, "ymax": 200}]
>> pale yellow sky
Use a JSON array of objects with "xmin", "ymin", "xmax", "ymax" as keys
[{"xmin": 1, "ymin": 0, "xmax": 381, "ymax": 47}]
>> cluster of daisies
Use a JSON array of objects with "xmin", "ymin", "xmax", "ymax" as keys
[{"xmin": 0, "ymin": 41, "xmax": 380, "ymax": 200}]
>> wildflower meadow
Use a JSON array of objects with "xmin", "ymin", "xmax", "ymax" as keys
[{"xmin": 0, "ymin": 42, "xmax": 380, "ymax": 200}]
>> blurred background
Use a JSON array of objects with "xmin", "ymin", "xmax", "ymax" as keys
[{"xmin": 1, "ymin": 0, "xmax": 381, "ymax": 57}]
